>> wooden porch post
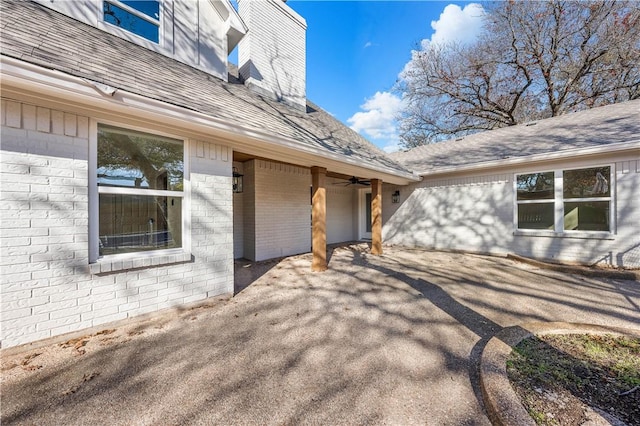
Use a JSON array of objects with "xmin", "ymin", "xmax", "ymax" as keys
[
  {"xmin": 311, "ymin": 167, "xmax": 327, "ymax": 271},
  {"xmin": 371, "ymin": 178, "xmax": 382, "ymax": 255}
]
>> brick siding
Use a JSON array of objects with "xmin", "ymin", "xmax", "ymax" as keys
[{"xmin": 1, "ymin": 99, "xmax": 233, "ymax": 348}]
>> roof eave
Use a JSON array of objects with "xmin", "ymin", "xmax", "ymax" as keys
[
  {"xmin": 416, "ymin": 141, "xmax": 640, "ymax": 177},
  {"xmin": 1, "ymin": 55, "xmax": 419, "ymax": 185}
]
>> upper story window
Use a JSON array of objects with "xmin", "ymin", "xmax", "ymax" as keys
[{"xmin": 103, "ymin": 0, "xmax": 161, "ymax": 43}]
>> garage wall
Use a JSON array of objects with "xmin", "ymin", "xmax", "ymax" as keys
[
  {"xmin": 383, "ymin": 173, "xmax": 513, "ymax": 256},
  {"xmin": 383, "ymin": 154, "xmax": 640, "ymax": 268}
]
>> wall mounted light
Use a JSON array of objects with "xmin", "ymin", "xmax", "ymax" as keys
[
  {"xmin": 392, "ymin": 190, "xmax": 400, "ymax": 204},
  {"xmin": 232, "ymin": 167, "xmax": 244, "ymax": 193}
]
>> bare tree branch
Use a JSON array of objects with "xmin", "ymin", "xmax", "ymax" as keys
[{"xmin": 397, "ymin": 0, "xmax": 640, "ymax": 148}]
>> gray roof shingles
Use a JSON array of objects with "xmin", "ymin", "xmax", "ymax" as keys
[
  {"xmin": 0, "ymin": 0, "xmax": 412, "ymax": 177},
  {"xmin": 390, "ymin": 99, "xmax": 640, "ymax": 173}
]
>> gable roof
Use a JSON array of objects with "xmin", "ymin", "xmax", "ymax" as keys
[
  {"xmin": 0, "ymin": 0, "xmax": 416, "ymax": 182},
  {"xmin": 390, "ymin": 99, "xmax": 640, "ymax": 175}
]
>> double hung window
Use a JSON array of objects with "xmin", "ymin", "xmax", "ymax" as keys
[
  {"xmin": 103, "ymin": 0, "xmax": 161, "ymax": 43},
  {"xmin": 562, "ymin": 167, "xmax": 611, "ymax": 231},
  {"xmin": 516, "ymin": 171, "xmax": 555, "ymax": 230},
  {"xmin": 516, "ymin": 166, "xmax": 612, "ymax": 233},
  {"xmin": 96, "ymin": 124, "xmax": 184, "ymax": 257}
]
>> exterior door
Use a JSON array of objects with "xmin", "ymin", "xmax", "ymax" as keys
[{"xmin": 359, "ymin": 189, "xmax": 372, "ymax": 239}]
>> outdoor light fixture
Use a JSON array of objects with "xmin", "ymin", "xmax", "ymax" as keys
[
  {"xmin": 232, "ymin": 167, "xmax": 244, "ymax": 193},
  {"xmin": 392, "ymin": 190, "xmax": 400, "ymax": 204}
]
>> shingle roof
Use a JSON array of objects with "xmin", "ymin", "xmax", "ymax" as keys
[
  {"xmin": 0, "ymin": 0, "xmax": 412, "ymax": 178},
  {"xmin": 390, "ymin": 99, "xmax": 640, "ymax": 174}
]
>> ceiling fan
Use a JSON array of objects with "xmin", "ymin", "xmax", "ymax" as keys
[{"xmin": 333, "ymin": 176, "xmax": 371, "ymax": 186}]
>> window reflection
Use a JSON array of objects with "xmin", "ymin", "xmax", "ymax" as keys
[
  {"xmin": 564, "ymin": 201, "xmax": 609, "ymax": 231},
  {"xmin": 517, "ymin": 172, "xmax": 554, "ymax": 200},
  {"xmin": 103, "ymin": 1, "xmax": 160, "ymax": 43},
  {"xmin": 563, "ymin": 167, "xmax": 610, "ymax": 198},
  {"xmin": 97, "ymin": 125, "xmax": 183, "ymax": 191}
]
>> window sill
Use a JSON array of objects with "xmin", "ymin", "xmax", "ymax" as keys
[
  {"xmin": 513, "ymin": 230, "xmax": 615, "ymax": 240},
  {"xmin": 89, "ymin": 250, "xmax": 192, "ymax": 275}
]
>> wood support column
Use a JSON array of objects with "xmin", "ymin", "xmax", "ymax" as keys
[
  {"xmin": 311, "ymin": 167, "xmax": 327, "ymax": 271},
  {"xmin": 371, "ymin": 178, "xmax": 382, "ymax": 255}
]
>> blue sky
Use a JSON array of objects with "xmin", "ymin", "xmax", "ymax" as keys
[{"xmin": 278, "ymin": 1, "xmax": 485, "ymax": 152}]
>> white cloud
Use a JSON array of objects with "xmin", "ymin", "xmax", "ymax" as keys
[
  {"xmin": 382, "ymin": 141, "xmax": 402, "ymax": 154},
  {"xmin": 427, "ymin": 3, "xmax": 485, "ymax": 47},
  {"xmin": 347, "ymin": 91, "xmax": 403, "ymax": 141},
  {"xmin": 364, "ymin": 41, "xmax": 373, "ymax": 48},
  {"xmin": 349, "ymin": 4, "xmax": 485, "ymax": 152},
  {"xmin": 400, "ymin": 4, "xmax": 485, "ymax": 82}
]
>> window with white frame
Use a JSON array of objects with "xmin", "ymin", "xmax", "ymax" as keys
[
  {"xmin": 516, "ymin": 166, "xmax": 612, "ymax": 233},
  {"xmin": 103, "ymin": 0, "xmax": 161, "ymax": 43},
  {"xmin": 97, "ymin": 124, "xmax": 184, "ymax": 257},
  {"xmin": 516, "ymin": 171, "xmax": 555, "ymax": 230}
]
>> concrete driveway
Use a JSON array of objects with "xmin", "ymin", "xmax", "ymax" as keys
[{"xmin": 2, "ymin": 245, "xmax": 639, "ymax": 425}]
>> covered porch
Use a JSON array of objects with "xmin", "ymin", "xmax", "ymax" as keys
[{"xmin": 231, "ymin": 151, "xmax": 392, "ymax": 271}]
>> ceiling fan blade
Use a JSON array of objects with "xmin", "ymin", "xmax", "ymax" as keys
[{"xmin": 331, "ymin": 176, "xmax": 372, "ymax": 186}]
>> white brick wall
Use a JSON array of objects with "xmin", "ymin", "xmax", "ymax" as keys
[
  {"xmin": 238, "ymin": 0, "xmax": 306, "ymax": 108},
  {"xmin": 383, "ymin": 157, "xmax": 640, "ymax": 268},
  {"xmin": 232, "ymin": 161, "xmax": 244, "ymax": 259},
  {"xmin": 327, "ymin": 181, "xmax": 357, "ymax": 244},
  {"xmin": 383, "ymin": 173, "xmax": 513, "ymax": 255},
  {"xmin": 242, "ymin": 159, "xmax": 311, "ymax": 261},
  {"xmin": 1, "ymin": 99, "xmax": 233, "ymax": 348},
  {"xmin": 242, "ymin": 160, "xmax": 256, "ymax": 260}
]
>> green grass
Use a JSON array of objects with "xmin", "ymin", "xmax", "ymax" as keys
[{"xmin": 507, "ymin": 333, "xmax": 640, "ymax": 426}]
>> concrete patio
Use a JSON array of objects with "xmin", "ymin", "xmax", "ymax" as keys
[{"xmin": 2, "ymin": 244, "xmax": 639, "ymax": 425}]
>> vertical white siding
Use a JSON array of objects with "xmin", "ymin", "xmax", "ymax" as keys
[{"xmin": 32, "ymin": 0, "xmax": 228, "ymax": 81}]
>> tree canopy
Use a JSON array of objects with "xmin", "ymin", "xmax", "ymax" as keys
[{"xmin": 397, "ymin": 0, "xmax": 640, "ymax": 148}]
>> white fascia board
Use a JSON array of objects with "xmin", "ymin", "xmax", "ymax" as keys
[
  {"xmin": 270, "ymin": 0, "xmax": 307, "ymax": 30},
  {"xmin": 1, "ymin": 56, "xmax": 418, "ymax": 185},
  {"xmin": 416, "ymin": 141, "xmax": 640, "ymax": 177}
]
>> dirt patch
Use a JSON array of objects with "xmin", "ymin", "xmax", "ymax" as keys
[
  {"xmin": 0, "ymin": 297, "xmax": 232, "ymax": 384},
  {"xmin": 507, "ymin": 334, "xmax": 640, "ymax": 425}
]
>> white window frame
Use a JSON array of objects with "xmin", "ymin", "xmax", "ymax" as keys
[
  {"xmin": 89, "ymin": 119, "xmax": 191, "ymax": 264},
  {"xmin": 513, "ymin": 164, "xmax": 615, "ymax": 238},
  {"xmin": 100, "ymin": 0, "xmax": 165, "ymax": 50},
  {"xmin": 514, "ymin": 168, "xmax": 556, "ymax": 232}
]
